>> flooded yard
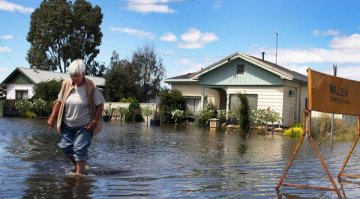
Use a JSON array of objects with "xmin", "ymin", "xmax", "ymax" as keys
[{"xmin": 1, "ymin": 117, "xmax": 360, "ymax": 198}]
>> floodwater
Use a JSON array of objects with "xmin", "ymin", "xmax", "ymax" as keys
[{"xmin": 1, "ymin": 118, "xmax": 360, "ymax": 198}]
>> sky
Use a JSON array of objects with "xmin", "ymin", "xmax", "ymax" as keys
[{"xmin": 1, "ymin": 0, "xmax": 360, "ymax": 84}]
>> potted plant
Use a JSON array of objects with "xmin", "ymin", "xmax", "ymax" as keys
[{"xmin": 150, "ymin": 110, "xmax": 160, "ymax": 126}]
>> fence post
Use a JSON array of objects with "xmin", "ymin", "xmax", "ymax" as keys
[{"xmin": 0, "ymin": 98, "xmax": 4, "ymax": 117}]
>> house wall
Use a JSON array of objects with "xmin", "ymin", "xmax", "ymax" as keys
[
  {"xmin": 171, "ymin": 83, "xmax": 201, "ymax": 96},
  {"xmin": 205, "ymin": 88, "xmax": 221, "ymax": 108},
  {"xmin": 300, "ymin": 84, "xmax": 308, "ymax": 120},
  {"xmin": 282, "ymin": 85, "xmax": 298, "ymax": 126},
  {"xmin": 6, "ymin": 84, "xmax": 34, "ymax": 99},
  {"xmin": 227, "ymin": 86, "xmax": 285, "ymax": 124},
  {"xmin": 171, "ymin": 83, "xmax": 304, "ymax": 126},
  {"xmin": 200, "ymin": 59, "xmax": 284, "ymax": 86}
]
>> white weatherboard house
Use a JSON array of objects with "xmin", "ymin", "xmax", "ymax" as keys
[
  {"xmin": 1, "ymin": 67, "xmax": 105, "ymax": 100},
  {"xmin": 165, "ymin": 52, "xmax": 308, "ymax": 126}
]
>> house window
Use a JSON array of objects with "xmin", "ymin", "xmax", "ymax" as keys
[
  {"xmin": 237, "ymin": 64, "xmax": 245, "ymax": 74},
  {"xmin": 15, "ymin": 90, "xmax": 28, "ymax": 99},
  {"xmin": 185, "ymin": 96, "xmax": 201, "ymax": 115},
  {"xmin": 229, "ymin": 94, "xmax": 258, "ymax": 111}
]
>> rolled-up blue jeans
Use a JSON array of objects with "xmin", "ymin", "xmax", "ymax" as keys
[{"xmin": 58, "ymin": 123, "xmax": 93, "ymax": 162}]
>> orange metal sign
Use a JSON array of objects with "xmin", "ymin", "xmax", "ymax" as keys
[{"xmin": 308, "ymin": 68, "xmax": 360, "ymax": 115}]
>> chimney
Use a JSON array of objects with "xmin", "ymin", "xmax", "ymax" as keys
[{"xmin": 261, "ymin": 52, "xmax": 265, "ymax": 60}]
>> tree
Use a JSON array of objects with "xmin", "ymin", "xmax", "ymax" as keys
[
  {"xmin": 104, "ymin": 51, "xmax": 140, "ymax": 101},
  {"xmin": 159, "ymin": 89, "xmax": 186, "ymax": 124},
  {"xmin": 26, "ymin": 0, "xmax": 103, "ymax": 75},
  {"xmin": 32, "ymin": 79, "xmax": 62, "ymax": 101},
  {"xmin": 238, "ymin": 93, "xmax": 250, "ymax": 133},
  {"xmin": 131, "ymin": 43, "xmax": 165, "ymax": 102}
]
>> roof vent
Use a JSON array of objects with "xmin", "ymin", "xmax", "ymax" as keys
[{"xmin": 261, "ymin": 52, "xmax": 265, "ymax": 60}]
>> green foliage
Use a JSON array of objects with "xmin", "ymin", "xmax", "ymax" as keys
[
  {"xmin": 141, "ymin": 106, "xmax": 153, "ymax": 117},
  {"xmin": 31, "ymin": 98, "xmax": 48, "ymax": 115},
  {"xmin": 104, "ymin": 52, "xmax": 140, "ymax": 101},
  {"xmin": 24, "ymin": 111, "xmax": 37, "ymax": 119},
  {"xmin": 217, "ymin": 109, "xmax": 227, "ymax": 124},
  {"xmin": 251, "ymin": 108, "xmax": 282, "ymax": 128},
  {"xmin": 103, "ymin": 103, "xmax": 114, "ymax": 116},
  {"xmin": 312, "ymin": 113, "xmax": 331, "ymax": 137},
  {"xmin": 283, "ymin": 127, "xmax": 303, "ymax": 138},
  {"xmin": 32, "ymin": 79, "xmax": 62, "ymax": 101},
  {"xmin": 194, "ymin": 103, "xmax": 217, "ymax": 127},
  {"xmin": 112, "ymin": 106, "xmax": 128, "ymax": 121},
  {"xmin": 171, "ymin": 109, "xmax": 184, "ymax": 124},
  {"xmin": 15, "ymin": 99, "xmax": 32, "ymax": 116},
  {"xmin": 238, "ymin": 93, "xmax": 250, "ymax": 133},
  {"xmin": 311, "ymin": 114, "xmax": 357, "ymax": 141},
  {"xmin": 158, "ymin": 89, "xmax": 186, "ymax": 124},
  {"xmin": 131, "ymin": 43, "xmax": 165, "ymax": 102},
  {"xmin": 120, "ymin": 97, "xmax": 133, "ymax": 103},
  {"xmin": 125, "ymin": 99, "xmax": 143, "ymax": 122},
  {"xmin": 27, "ymin": 0, "xmax": 103, "ymax": 75},
  {"xmin": 15, "ymin": 98, "xmax": 53, "ymax": 117}
]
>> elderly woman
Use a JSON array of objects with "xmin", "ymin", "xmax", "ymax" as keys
[{"xmin": 47, "ymin": 59, "xmax": 105, "ymax": 175}]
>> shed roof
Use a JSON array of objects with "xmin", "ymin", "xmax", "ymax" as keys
[{"xmin": 1, "ymin": 67, "xmax": 105, "ymax": 86}]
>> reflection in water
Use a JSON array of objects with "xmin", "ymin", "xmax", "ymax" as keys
[
  {"xmin": 1, "ymin": 118, "xmax": 360, "ymax": 198},
  {"xmin": 23, "ymin": 174, "xmax": 93, "ymax": 199}
]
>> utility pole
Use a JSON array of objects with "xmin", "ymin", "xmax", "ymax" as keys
[
  {"xmin": 330, "ymin": 64, "xmax": 337, "ymax": 147},
  {"xmin": 274, "ymin": 32, "xmax": 278, "ymax": 64}
]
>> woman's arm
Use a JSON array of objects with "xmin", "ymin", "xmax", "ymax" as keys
[
  {"xmin": 47, "ymin": 100, "xmax": 61, "ymax": 132},
  {"xmin": 86, "ymin": 103, "xmax": 104, "ymax": 132}
]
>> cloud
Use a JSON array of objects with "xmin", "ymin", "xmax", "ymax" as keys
[
  {"xmin": 180, "ymin": 59, "xmax": 205, "ymax": 73},
  {"xmin": 0, "ymin": 0, "xmax": 34, "ymax": 13},
  {"xmin": 0, "ymin": 34, "xmax": 13, "ymax": 40},
  {"xmin": 160, "ymin": 32, "xmax": 177, "ymax": 42},
  {"xmin": 178, "ymin": 28, "xmax": 219, "ymax": 49},
  {"xmin": 259, "ymin": 34, "xmax": 360, "ymax": 65},
  {"xmin": 331, "ymin": 65, "xmax": 360, "ymax": 81},
  {"xmin": 127, "ymin": 0, "xmax": 175, "ymax": 14},
  {"xmin": 286, "ymin": 64, "xmax": 360, "ymax": 81},
  {"xmin": 0, "ymin": 67, "xmax": 9, "ymax": 72},
  {"xmin": 110, "ymin": 26, "xmax": 154, "ymax": 39},
  {"xmin": 313, "ymin": 29, "xmax": 340, "ymax": 36},
  {"xmin": 252, "ymin": 33, "xmax": 360, "ymax": 81},
  {"xmin": 329, "ymin": 34, "xmax": 360, "ymax": 51},
  {"xmin": 0, "ymin": 46, "xmax": 11, "ymax": 53}
]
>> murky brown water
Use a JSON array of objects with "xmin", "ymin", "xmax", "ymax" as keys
[{"xmin": 1, "ymin": 118, "xmax": 360, "ymax": 198}]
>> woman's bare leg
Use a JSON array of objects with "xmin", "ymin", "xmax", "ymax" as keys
[
  {"xmin": 68, "ymin": 156, "xmax": 77, "ymax": 172},
  {"xmin": 76, "ymin": 161, "xmax": 86, "ymax": 175}
]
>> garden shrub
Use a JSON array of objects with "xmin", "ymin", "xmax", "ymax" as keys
[
  {"xmin": 158, "ymin": 89, "xmax": 186, "ymax": 124},
  {"xmin": 238, "ymin": 93, "xmax": 250, "ymax": 133},
  {"xmin": 15, "ymin": 99, "xmax": 32, "ymax": 116},
  {"xmin": 312, "ymin": 113, "xmax": 331, "ymax": 137},
  {"xmin": 31, "ymin": 98, "xmax": 49, "ymax": 116},
  {"xmin": 24, "ymin": 111, "xmax": 37, "ymax": 119},
  {"xmin": 32, "ymin": 79, "xmax": 62, "ymax": 101},
  {"xmin": 311, "ymin": 114, "xmax": 357, "ymax": 141},
  {"xmin": 125, "ymin": 99, "xmax": 143, "ymax": 122},
  {"xmin": 283, "ymin": 127, "xmax": 303, "ymax": 138},
  {"xmin": 217, "ymin": 110, "xmax": 227, "ymax": 125},
  {"xmin": 194, "ymin": 103, "xmax": 217, "ymax": 127},
  {"xmin": 171, "ymin": 109, "xmax": 184, "ymax": 124}
]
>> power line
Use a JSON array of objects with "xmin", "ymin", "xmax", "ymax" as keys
[
  {"xmin": 4, "ymin": 0, "xmax": 224, "ymax": 65},
  {"xmin": 0, "ymin": 38, "xmax": 15, "ymax": 68},
  {"xmin": 11, "ymin": 0, "xmax": 194, "ymax": 7}
]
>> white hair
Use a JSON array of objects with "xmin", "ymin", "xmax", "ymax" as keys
[{"xmin": 68, "ymin": 59, "xmax": 85, "ymax": 75}]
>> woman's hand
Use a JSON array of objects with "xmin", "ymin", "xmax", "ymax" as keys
[
  {"xmin": 86, "ymin": 121, "xmax": 97, "ymax": 132},
  {"xmin": 47, "ymin": 117, "xmax": 55, "ymax": 132}
]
